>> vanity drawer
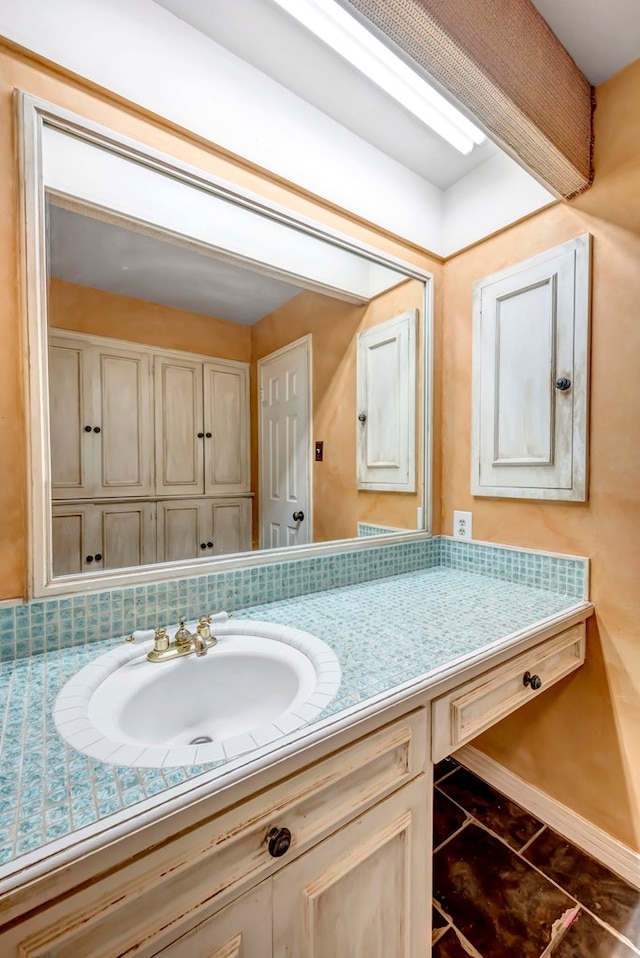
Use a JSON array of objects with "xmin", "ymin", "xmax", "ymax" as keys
[
  {"xmin": 14, "ymin": 709, "xmax": 428, "ymax": 958},
  {"xmin": 431, "ymin": 623, "xmax": 585, "ymax": 762}
]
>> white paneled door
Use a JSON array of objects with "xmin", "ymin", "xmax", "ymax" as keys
[{"xmin": 258, "ymin": 336, "xmax": 311, "ymax": 550}]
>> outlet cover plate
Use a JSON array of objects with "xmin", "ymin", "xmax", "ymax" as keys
[{"xmin": 453, "ymin": 510, "xmax": 473, "ymax": 540}]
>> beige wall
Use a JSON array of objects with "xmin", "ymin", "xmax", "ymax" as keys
[
  {"xmin": 48, "ymin": 278, "xmax": 252, "ymax": 361},
  {"xmin": 441, "ymin": 59, "xmax": 640, "ymax": 851},
  {"xmin": 251, "ymin": 281, "xmax": 425, "ymax": 544},
  {"xmin": 0, "ymin": 42, "xmax": 441, "ymax": 599}
]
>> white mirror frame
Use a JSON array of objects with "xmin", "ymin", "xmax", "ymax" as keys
[{"xmin": 19, "ymin": 92, "xmax": 434, "ymax": 599}]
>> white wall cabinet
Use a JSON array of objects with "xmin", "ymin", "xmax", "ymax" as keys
[
  {"xmin": 157, "ymin": 497, "xmax": 252, "ymax": 562},
  {"xmin": 356, "ymin": 309, "xmax": 417, "ymax": 492},
  {"xmin": 52, "ymin": 501, "xmax": 157, "ymax": 576},
  {"xmin": 49, "ymin": 334, "xmax": 154, "ymax": 499},
  {"xmin": 471, "ymin": 234, "xmax": 591, "ymax": 500},
  {"xmin": 155, "ymin": 355, "xmax": 250, "ymax": 497}
]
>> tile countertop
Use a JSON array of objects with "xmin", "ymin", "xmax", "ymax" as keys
[{"xmin": 0, "ymin": 561, "xmax": 590, "ymax": 883}]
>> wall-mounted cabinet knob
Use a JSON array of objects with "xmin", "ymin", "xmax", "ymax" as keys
[
  {"xmin": 93, "ymin": 426, "xmax": 101, "ymax": 433},
  {"xmin": 358, "ymin": 412, "xmax": 367, "ymax": 423},
  {"xmin": 267, "ymin": 826, "xmax": 291, "ymax": 858},
  {"xmin": 85, "ymin": 555, "xmax": 94, "ymax": 563},
  {"xmin": 207, "ymin": 541, "xmax": 214, "ymax": 548},
  {"xmin": 84, "ymin": 425, "xmax": 92, "ymax": 433},
  {"xmin": 95, "ymin": 553, "xmax": 102, "ymax": 561},
  {"xmin": 197, "ymin": 432, "xmax": 204, "ymax": 439},
  {"xmin": 205, "ymin": 432, "xmax": 212, "ymax": 438},
  {"xmin": 523, "ymin": 671, "xmax": 542, "ymax": 690},
  {"xmin": 554, "ymin": 377, "xmax": 571, "ymax": 391},
  {"xmin": 200, "ymin": 542, "xmax": 207, "ymax": 550}
]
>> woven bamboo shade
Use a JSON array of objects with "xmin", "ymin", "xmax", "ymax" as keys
[{"xmin": 338, "ymin": 0, "xmax": 593, "ymax": 198}]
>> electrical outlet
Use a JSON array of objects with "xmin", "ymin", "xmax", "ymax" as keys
[{"xmin": 453, "ymin": 510, "xmax": 473, "ymax": 540}]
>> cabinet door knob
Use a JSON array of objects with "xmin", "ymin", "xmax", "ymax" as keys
[
  {"xmin": 84, "ymin": 425, "xmax": 92, "ymax": 433},
  {"xmin": 523, "ymin": 671, "xmax": 542, "ymax": 690},
  {"xmin": 555, "ymin": 377, "xmax": 571, "ymax": 391},
  {"xmin": 207, "ymin": 541, "xmax": 214, "ymax": 548},
  {"xmin": 85, "ymin": 555, "xmax": 94, "ymax": 563},
  {"xmin": 358, "ymin": 412, "xmax": 367, "ymax": 422},
  {"xmin": 95, "ymin": 553, "xmax": 102, "ymax": 561},
  {"xmin": 267, "ymin": 826, "xmax": 292, "ymax": 858},
  {"xmin": 205, "ymin": 432, "xmax": 212, "ymax": 438},
  {"xmin": 93, "ymin": 426, "xmax": 101, "ymax": 434},
  {"xmin": 197, "ymin": 432, "xmax": 204, "ymax": 439},
  {"xmin": 200, "ymin": 542, "xmax": 207, "ymax": 550}
]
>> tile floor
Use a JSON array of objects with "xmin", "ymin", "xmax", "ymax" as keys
[{"xmin": 432, "ymin": 759, "xmax": 640, "ymax": 957}]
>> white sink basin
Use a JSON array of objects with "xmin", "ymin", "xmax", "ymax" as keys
[{"xmin": 54, "ymin": 620, "xmax": 341, "ymax": 768}]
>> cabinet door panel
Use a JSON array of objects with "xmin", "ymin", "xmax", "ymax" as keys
[
  {"xmin": 204, "ymin": 364, "xmax": 250, "ymax": 495},
  {"xmin": 157, "ymin": 501, "xmax": 208, "ymax": 562},
  {"xmin": 98, "ymin": 348, "xmax": 153, "ymax": 496},
  {"xmin": 51, "ymin": 504, "xmax": 93, "ymax": 576},
  {"xmin": 156, "ymin": 884, "xmax": 271, "ymax": 958},
  {"xmin": 49, "ymin": 342, "xmax": 90, "ymax": 496},
  {"xmin": 273, "ymin": 778, "xmax": 429, "ymax": 958},
  {"xmin": 156, "ymin": 358, "xmax": 204, "ymax": 495},
  {"xmin": 210, "ymin": 499, "xmax": 251, "ymax": 555},
  {"xmin": 99, "ymin": 502, "xmax": 157, "ymax": 570}
]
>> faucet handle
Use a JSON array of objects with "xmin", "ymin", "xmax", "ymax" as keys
[
  {"xmin": 197, "ymin": 616, "xmax": 212, "ymax": 640},
  {"xmin": 153, "ymin": 627, "xmax": 169, "ymax": 653}
]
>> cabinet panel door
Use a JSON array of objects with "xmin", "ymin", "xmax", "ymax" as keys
[
  {"xmin": 96, "ymin": 346, "xmax": 154, "ymax": 496},
  {"xmin": 155, "ymin": 883, "xmax": 271, "ymax": 958},
  {"xmin": 209, "ymin": 498, "xmax": 251, "ymax": 555},
  {"xmin": 273, "ymin": 778, "xmax": 429, "ymax": 958},
  {"xmin": 155, "ymin": 357, "xmax": 204, "ymax": 496},
  {"xmin": 157, "ymin": 500, "xmax": 209, "ymax": 562},
  {"xmin": 98, "ymin": 501, "xmax": 157, "ymax": 570},
  {"xmin": 203, "ymin": 363, "xmax": 250, "ymax": 495},
  {"xmin": 51, "ymin": 503, "xmax": 94, "ymax": 576},
  {"xmin": 49, "ymin": 341, "xmax": 92, "ymax": 497}
]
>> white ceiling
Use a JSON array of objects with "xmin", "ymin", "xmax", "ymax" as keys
[
  {"xmin": 151, "ymin": 0, "xmax": 498, "ymax": 190},
  {"xmin": 48, "ymin": 205, "xmax": 304, "ymax": 325},
  {"xmin": 531, "ymin": 0, "xmax": 640, "ymax": 85}
]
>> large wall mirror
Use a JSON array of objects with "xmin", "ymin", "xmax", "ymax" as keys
[{"xmin": 21, "ymin": 94, "xmax": 433, "ymax": 597}]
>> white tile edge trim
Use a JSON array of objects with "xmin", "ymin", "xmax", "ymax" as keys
[{"xmin": 455, "ymin": 744, "xmax": 640, "ymax": 891}]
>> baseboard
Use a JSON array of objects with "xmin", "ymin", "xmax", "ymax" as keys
[{"xmin": 455, "ymin": 745, "xmax": 640, "ymax": 890}]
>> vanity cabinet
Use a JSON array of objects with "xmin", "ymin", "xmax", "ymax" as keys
[
  {"xmin": 154, "ymin": 355, "xmax": 250, "ymax": 497},
  {"xmin": 159, "ymin": 778, "xmax": 427, "ymax": 958},
  {"xmin": 49, "ymin": 334, "xmax": 154, "ymax": 499},
  {"xmin": 51, "ymin": 500, "xmax": 157, "ymax": 575},
  {"xmin": 157, "ymin": 497, "xmax": 252, "ymax": 561}
]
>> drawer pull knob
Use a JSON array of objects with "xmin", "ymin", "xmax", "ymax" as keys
[
  {"xmin": 267, "ymin": 826, "xmax": 292, "ymax": 858},
  {"xmin": 523, "ymin": 671, "xmax": 542, "ymax": 690}
]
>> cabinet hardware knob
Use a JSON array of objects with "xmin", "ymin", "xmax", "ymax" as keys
[
  {"xmin": 93, "ymin": 426, "xmax": 101, "ymax": 434},
  {"xmin": 95, "ymin": 553, "xmax": 102, "ymax": 561},
  {"xmin": 197, "ymin": 432, "xmax": 204, "ymax": 438},
  {"xmin": 555, "ymin": 377, "xmax": 571, "ymax": 391},
  {"xmin": 267, "ymin": 826, "xmax": 292, "ymax": 858},
  {"xmin": 84, "ymin": 425, "xmax": 92, "ymax": 433},
  {"xmin": 358, "ymin": 412, "xmax": 367, "ymax": 422},
  {"xmin": 207, "ymin": 541, "xmax": 214, "ymax": 548},
  {"xmin": 200, "ymin": 542, "xmax": 207, "ymax": 550},
  {"xmin": 85, "ymin": 555, "xmax": 94, "ymax": 563},
  {"xmin": 205, "ymin": 432, "xmax": 212, "ymax": 438},
  {"xmin": 523, "ymin": 671, "xmax": 542, "ymax": 690},
  {"xmin": 292, "ymin": 511, "xmax": 304, "ymax": 522}
]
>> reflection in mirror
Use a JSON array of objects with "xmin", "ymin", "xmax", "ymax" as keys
[{"xmin": 46, "ymin": 195, "xmax": 426, "ymax": 578}]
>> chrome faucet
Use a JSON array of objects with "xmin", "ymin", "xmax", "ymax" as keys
[{"xmin": 145, "ymin": 616, "xmax": 218, "ymax": 662}]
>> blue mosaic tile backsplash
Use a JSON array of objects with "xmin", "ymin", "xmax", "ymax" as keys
[{"xmin": 0, "ymin": 537, "xmax": 588, "ymax": 872}]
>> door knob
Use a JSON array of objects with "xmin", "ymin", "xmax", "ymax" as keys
[{"xmin": 292, "ymin": 511, "xmax": 304, "ymax": 522}]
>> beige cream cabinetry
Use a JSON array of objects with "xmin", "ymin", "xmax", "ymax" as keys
[
  {"xmin": 5, "ymin": 710, "xmax": 430, "ymax": 958},
  {"xmin": 48, "ymin": 332, "xmax": 252, "ymax": 573},
  {"xmin": 157, "ymin": 497, "xmax": 252, "ymax": 561},
  {"xmin": 49, "ymin": 334, "xmax": 154, "ymax": 499},
  {"xmin": 154, "ymin": 355, "xmax": 250, "ymax": 497}
]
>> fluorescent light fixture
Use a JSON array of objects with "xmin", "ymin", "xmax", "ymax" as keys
[{"xmin": 270, "ymin": 0, "xmax": 487, "ymax": 154}]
